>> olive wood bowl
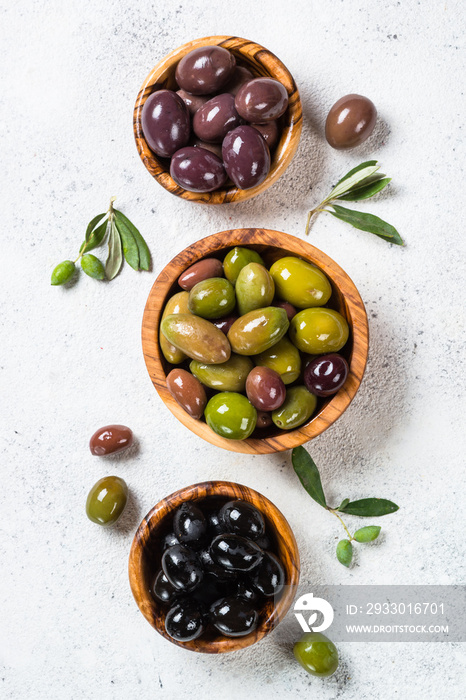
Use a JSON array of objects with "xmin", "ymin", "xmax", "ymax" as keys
[
  {"xmin": 133, "ymin": 35, "xmax": 302, "ymax": 204},
  {"xmin": 142, "ymin": 228, "xmax": 369, "ymax": 454},
  {"xmin": 128, "ymin": 480, "xmax": 300, "ymax": 653}
]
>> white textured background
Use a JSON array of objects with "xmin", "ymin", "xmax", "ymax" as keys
[{"xmin": 1, "ymin": 0, "xmax": 465, "ymax": 698}]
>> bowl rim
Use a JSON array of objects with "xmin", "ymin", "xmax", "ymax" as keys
[
  {"xmin": 141, "ymin": 228, "xmax": 369, "ymax": 454},
  {"xmin": 128, "ymin": 480, "xmax": 300, "ymax": 653},
  {"xmin": 133, "ymin": 35, "xmax": 303, "ymax": 204}
]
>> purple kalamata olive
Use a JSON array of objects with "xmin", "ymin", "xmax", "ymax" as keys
[
  {"xmin": 223, "ymin": 66, "xmax": 254, "ymax": 96},
  {"xmin": 170, "ymin": 146, "xmax": 227, "ymax": 193},
  {"xmin": 235, "ymin": 78, "xmax": 288, "ymax": 123},
  {"xmin": 304, "ymin": 353, "xmax": 349, "ymax": 397},
  {"xmin": 222, "ymin": 125, "xmax": 270, "ymax": 190},
  {"xmin": 141, "ymin": 90, "xmax": 190, "ymax": 158},
  {"xmin": 176, "ymin": 89, "xmax": 208, "ymax": 116},
  {"xmin": 246, "ymin": 367, "xmax": 286, "ymax": 411},
  {"xmin": 175, "ymin": 46, "xmax": 236, "ymax": 95},
  {"xmin": 251, "ymin": 120, "xmax": 279, "ymax": 149},
  {"xmin": 193, "ymin": 93, "xmax": 242, "ymax": 143}
]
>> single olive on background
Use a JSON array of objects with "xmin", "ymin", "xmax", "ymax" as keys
[
  {"xmin": 89, "ymin": 424, "xmax": 134, "ymax": 456},
  {"xmin": 85, "ymin": 476, "xmax": 128, "ymax": 526},
  {"xmin": 325, "ymin": 94, "xmax": 377, "ymax": 150},
  {"xmin": 293, "ymin": 632, "xmax": 339, "ymax": 677}
]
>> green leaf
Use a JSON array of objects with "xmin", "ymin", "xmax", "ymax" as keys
[
  {"xmin": 105, "ymin": 220, "xmax": 123, "ymax": 280},
  {"xmin": 337, "ymin": 177, "xmax": 391, "ymax": 202},
  {"xmin": 292, "ymin": 447, "xmax": 327, "ymax": 508},
  {"xmin": 338, "ymin": 498, "xmax": 350, "ymax": 511},
  {"xmin": 85, "ymin": 213, "xmax": 106, "ymax": 242},
  {"xmin": 113, "ymin": 216, "xmax": 139, "ymax": 271},
  {"xmin": 354, "ymin": 526, "xmax": 381, "ymax": 543},
  {"xmin": 328, "ymin": 162, "xmax": 380, "ymax": 200},
  {"xmin": 80, "ymin": 220, "xmax": 108, "ymax": 253},
  {"xmin": 339, "ymin": 498, "xmax": 399, "ymax": 517},
  {"xmin": 329, "ymin": 205, "xmax": 404, "ymax": 245},
  {"xmin": 51, "ymin": 260, "xmax": 76, "ymax": 286},
  {"xmin": 336, "ymin": 539, "xmax": 353, "ymax": 567},
  {"xmin": 81, "ymin": 254, "xmax": 105, "ymax": 280},
  {"xmin": 114, "ymin": 209, "xmax": 151, "ymax": 271}
]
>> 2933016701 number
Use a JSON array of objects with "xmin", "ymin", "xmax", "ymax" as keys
[{"xmin": 366, "ymin": 602, "xmax": 445, "ymax": 615}]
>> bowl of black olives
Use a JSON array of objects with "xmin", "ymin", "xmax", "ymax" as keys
[
  {"xmin": 128, "ymin": 481, "xmax": 300, "ymax": 652},
  {"xmin": 133, "ymin": 35, "xmax": 302, "ymax": 204}
]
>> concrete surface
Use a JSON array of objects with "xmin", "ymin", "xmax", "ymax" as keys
[{"xmin": 1, "ymin": 0, "xmax": 465, "ymax": 698}]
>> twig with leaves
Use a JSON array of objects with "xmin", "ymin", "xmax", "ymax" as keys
[{"xmin": 292, "ymin": 446, "xmax": 399, "ymax": 567}]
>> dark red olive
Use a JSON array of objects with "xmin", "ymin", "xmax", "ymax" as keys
[
  {"xmin": 210, "ymin": 595, "xmax": 258, "ymax": 637},
  {"xmin": 250, "ymin": 551, "xmax": 285, "ymax": 597},
  {"xmin": 251, "ymin": 121, "xmax": 279, "ymax": 149},
  {"xmin": 141, "ymin": 90, "xmax": 190, "ymax": 158},
  {"xmin": 235, "ymin": 78, "xmax": 288, "ymax": 122},
  {"xmin": 325, "ymin": 94, "xmax": 377, "ymax": 149},
  {"xmin": 162, "ymin": 544, "xmax": 204, "ymax": 591},
  {"xmin": 256, "ymin": 411, "xmax": 273, "ymax": 429},
  {"xmin": 173, "ymin": 503, "xmax": 207, "ymax": 548},
  {"xmin": 170, "ymin": 146, "xmax": 227, "ymax": 193},
  {"xmin": 152, "ymin": 570, "xmax": 179, "ymax": 605},
  {"xmin": 246, "ymin": 367, "xmax": 286, "ymax": 411},
  {"xmin": 89, "ymin": 424, "xmax": 133, "ymax": 456},
  {"xmin": 273, "ymin": 301, "xmax": 297, "ymax": 322},
  {"xmin": 193, "ymin": 93, "xmax": 242, "ymax": 143},
  {"xmin": 192, "ymin": 139, "xmax": 223, "ymax": 159},
  {"xmin": 176, "ymin": 89, "xmax": 208, "ymax": 115},
  {"xmin": 165, "ymin": 598, "xmax": 206, "ymax": 642},
  {"xmin": 212, "ymin": 315, "xmax": 238, "ymax": 335},
  {"xmin": 178, "ymin": 258, "xmax": 224, "ymax": 291},
  {"xmin": 304, "ymin": 353, "xmax": 349, "ymax": 397},
  {"xmin": 175, "ymin": 46, "xmax": 236, "ymax": 95},
  {"xmin": 222, "ymin": 125, "xmax": 270, "ymax": 190},
  {"xmin": 210, "ymin": 534, "xmax": 263, "ymax": 572},
  {"xmin": 223, "ymin": 66, "xmax": 254, "ymax": 95},
  {"xmin": 219, "ymin": 500, "xmax": 265, "ymax": 540}
]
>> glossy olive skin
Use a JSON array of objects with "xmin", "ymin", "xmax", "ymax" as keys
[
  {"xmin": 193, "ymin": 93, "xmax": 242, "ymax": 143},
  {"xmin": 235, "ymin": 578, "xmax": 261, "ymax": 603},
  {"xmin": 188, "ymin": 277, "xmax": 235, "ymax": 319},
  {"xmin": 223, "ymin": 246, "xmax": 265, "ymax": 285},
  {"xmin": 272, "ymin": 386, "xmax": 317, "ymax": 430},
  {"xmin": 273, "ymin": 300, "xmax": 297, "ymax": 322},
  {"xmin": 190, "ymin": 354, "xmax": 254, "ymax": 393},
  {"xmin": 223, "ymin": 66, "xmax": 254, "ymax": 95},
  {"xmin": 198, "ymin": 548, "xmax": 236, "ymax": 581},
  {"xmin": 165, "ymin": 598, "xmax": 206, "ymax": 642},
  {"xmin": 290, "ymin": 308, "xmax": 349, "ymax": 354},
  {"xmin": 254, "ymin": 337, "xmax": 301, "ymax": 385},
  {"xmin": 162, "ymin": 544, "xmax": 204, "ymax": 591},
  {"xmin": 85, "ymin": 476, "xmax": 128, "ymax": 526},
  {"xmin": 160, "ymin": 291, "xmax": 190, "ymax": 364},
  {"xmin": 176, "ymin": 89, "xmax": 208, "ymax": 115},
  {"xmin": 212, "ymin": 314, "xmax": 238, "ymax": 335},
  {"xmin": 173, "ymin": 503, "xmax": 207, "ymax": 547},
  {"xmin": 325, "ymin": 94, "xmax": 377, "ymax": 150},
  {"xmin": 293, "ymin": 632, "xmax": 339, "ymax": 677},
  {"xmin": 235, "ymin": 262, "xmax": 275, "ymax": 315},
  {"xmin": 141, "ymin": 90, "xmax": 190, "ymax": 158},
  {"xmin": 222, "ymin": 125, "xmax": 271, "ymax": 190},
  {"xmin": 170, "ymin": 147, "xmax": 227, "ymax": 193},
  {"xmin": 208, "ymin": 511, "xmax": 227, "ymax": 537},
  {"xmin": 235, "ymin": 78, "xmax": 288, "ymax": 122},
  {"xmin": 192, "ymin": 139, "xmax": 223, "ymax": 159},
  {"xmin": 210, "ymin": 534, "xmax": 263, "ymax": 572},
  {"xmin": 269, "ymin": 257, "xmax": 332, "ymax": 308},
  {"xmin": 178, "ymin": 258, "xmax": 223, "ymax": 291},
  {"xmin": 256, "ymin": 410, "xmax": 273, "ymax": 429},
  {"xmin": 219, "ymin": 500, "xmax": 265, "ymax": 540},
  {"xmin": 251, "ymin": 120, "xmax": 279, "ymax": 149},
  {"xmin": 175, "ymin": 46, "xmax": 236, "ymax": 95},
  {"xmin": 161, "ymin": 314, "xmax": 231, "ymax": 364},
  {"xmin": 250, "ymin": 551, "xmax": 285, "ymax": 597},
  {"xmin": 152, "ymin": 570, "xmax": 179, "ymax": 605},
  {"xmin": 89, "ymin": 425, "xmax": 133, "ymax": 456},
  {"xmin": 304, "ymin": 353, "xmax": 349, "ymax": 397},
  {"xmin": 210, "ymin": 595, "xmax": 259, "ymax": 637},
  {"xmin": 204, "ymin": 392, "xmax": 257, "ymax": 440},
  {"xmin": 228, "ymin": 307, "xmax": 289, "ymax": 356},
  {"xmin": 166, "ymin": 368, "xmax": 207, "ymax": 420},
  {"xmin": 246, "ymin": 366, "xmax": 286, "ymax": 411},
  {"xmin": 162, "ymin": 531, "xmax": 180, "ymax": 550}
]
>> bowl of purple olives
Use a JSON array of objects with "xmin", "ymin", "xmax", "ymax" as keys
[
  {"xmin": 134, "ymin": 35, "xmax": 302, "ymax": 204},
  {"xmin": 128, "ymin": 481, "xmax": 300, "ymax": 652}
]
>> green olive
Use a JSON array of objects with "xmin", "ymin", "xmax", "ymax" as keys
[
  {"xmin": 254, "ymin": 337, "xmax": 301, "ymax": 385},
  {"xmin": 190, "ymin": 354, "xmax": 254, "ymax": 392},
  {"xmin": 235, "ymin": 263, "xmax": 275, "ymax": 315},
  {"xmin": 161, "ymin": 314, "xmax": 231, "ymax": 364},
  {"xmin": 269, "ymin": 256, "xmax": 332, "ymax": 308},
  {"xmin": 205, "ymin": 392, "xmax": 257, "ymax": 440},
  {"xmin": 51, "ymin": 260, "xmax": 76, "ymax": 286},
  {"xmin": 159, "ymin": 291, "xmax": 191, "ymax": 364},
  {"xmin": 223, "ymin": 247, "xmax": 265, "ymax": 285},
  {"xmin": 81, "ymin": 254, "xmax": 105, "ymax": 280},
  {"xmin": 86, "ymin": 476, "xmax": 128, "ymax": 526},
  {"xmin": 289, "ymin": 308, "xmax": 349, "ymax": 354},
  {"xmin": 228, "ymin": 307, "xmax": 289, "ymax": 355},
  {"xmin": 188, "ymin": 277, "xmax": 236, "ymax": 319},
  {"xmin": 293, "ymin": 632, "xmax": 339, "ymax": 677},
  {"xmin": 271, "ymin": 386, "xmax": 317, "ymax": 430}
]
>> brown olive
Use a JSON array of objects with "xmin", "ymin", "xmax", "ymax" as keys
[
  {"xmin": 175, "ymin": 46, "xmax": 236, "ymax": 95},
  {"xmin": 89, "ymin": 425, "xmax": 133, "ymax": 456},
  {"xmin": 235, "ymin": 78, "xmax": 288, "ymax": 123},
  {"xmin": 246, "ymin": 366, "xmax": 286, "ymax": 411},
  {"xmin": 166, "ymin": 368, "xmax": 207, "ymax": 420},
  {"xmin": 170, "ymin": 147, "xmax": 227, "ymax": 193},
  {"xmin": 176, "ymin": 89, "xmax": 208, "ymax": 116},
  {"xmin": 325, "ymin": 94, "xmax": 377, "ymax": 150},
  {"xmin": 193, "ymin": 93, "xmax": 242, "ymax": 143},
  {"xmin": 178, "ymin": 258, "xmax": 223, "ymax": 291},
  {"xmin": 251, "ymin": 121, "xmax": 279, "ymax": 149},
  {"xmin": 223, "ymin": 66, "xmax": 254, "ymax": 95}
]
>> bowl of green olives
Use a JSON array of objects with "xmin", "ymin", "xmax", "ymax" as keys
[
  {"xmin": 133, "ymin": 35, "xmax": 302, "ymax": 204},
  {"xmin": 128, "ymin": 481, "xmax": 300, "ymax": 653},
  {"xmin": 142, "ymin": 228, "xmax": 368, "ymax": 454}
]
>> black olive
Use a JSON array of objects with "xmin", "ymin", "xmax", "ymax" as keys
[
  {"xmin": 219, "ymin": 500, "xmax": 265, "ymax": 540},
  {"xmin": 162, "ymin": 531, "xmax": 180, "ymax": 551},
  {"xmin": 210, "ymin": 595, "xmax": 259, "ymax": 637},
  {"xmin": 191, "ymin": 574, "xmax": 233, "ymax": 607},
  {"xmin": 162, "ymin": 544, "xmax": 204, "ymax": 592},
  {"xmin": 210, "ymin": 534, "xmax": 263, "ymax": 572},
  {"xmin": 250, "ymin": 551, "xmax": 285, "ymax": 597},
  {"xmin": 165, "ymin": 598, "xmax": 206, "ymax": 642},
  {"xmin": 173, "ymin": 503, "xmax": 207, "ymax": 548},
  {"xmin": 254, "ymin": 532, "xmax": 272, "ymax": 551},
  {"xmin": 152, "ymin": 570, "xmax": 180, "ymax": 605},
  {"xmin": 199, "ymin": 547, "xmax": 237, "ymax": 581},
  {"xmin": 208, "ymin": 510, "xmax": 227, "ymax": 537},
  {"xmin": 235, "ymin": 577, "xmax": 261, "ymax": 604}
]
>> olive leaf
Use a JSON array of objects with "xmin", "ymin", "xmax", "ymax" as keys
[
  {"xmin": 329, "ymin": 205, "xmax": 404, "ymax": 245},
  {"xmin": 338, "ymin": 498, "xmax": 350, "ymax": 511},
  {"xmin": 105, "ymin": 220, "xmax": 123, "ymax": 280},
  {"xmin": 113, "ymin": 215, "xmax": 140, "ymax": 271},
  {"xmin": 336, "ymin": 539, "xmax": 353, "ymax": 567},
  {"xmin": 337, "ymin": 177, "xmax": 391, "ymax": 202},
  {"xmin": 339, "ymin": 498, "xmax": 399, "ymax": 517},
  {"xmin": 291, "ymin": 446, "xmax": 327, "ymax": 508},
  {"xmin": 114, "ymin": 209, "xmax": 151, "ymax": 271},
  {"xmin": 354, "ymin": 526, "xmax": 381, "ymax": 543},
  {"xmin": 80, "ymin": 220, "xmax": 108, "ymax": 254},
  {"xmin": 328, "ymin": 162, "xmax": 381, "ymax": 199}
]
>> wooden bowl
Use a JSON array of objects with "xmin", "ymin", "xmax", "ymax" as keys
[
  {"xmin": 128, "ymin": 480, "xmax": 300, "ymax": 653},
  {"xmin": 133, "ymin": 36, "xmax": 302, "ymax": 204},
  {"xmin": 142, "ymin": 228, "xmax": 369, "ymax": 454}
]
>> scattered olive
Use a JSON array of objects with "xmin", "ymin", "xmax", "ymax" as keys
[
  {"xmin": 85, "ymin": 476, "xmax": 128, "ymax": 526},
  {"xmin": 325, "ymin": 93, "xmax": 377, "ymax": 150},
  {"xmin": 293, "ymin": 632, "xmax": 339, "ymax": 677},
  {"xmin": 89, "ymin": 424, "xmax": 133, "ymax": 456}
]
